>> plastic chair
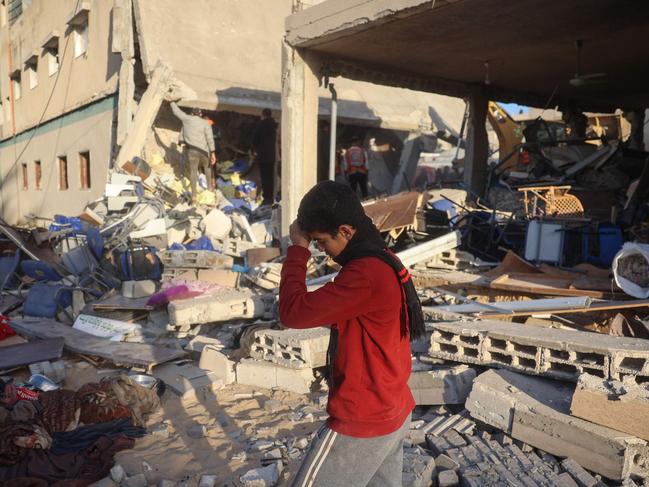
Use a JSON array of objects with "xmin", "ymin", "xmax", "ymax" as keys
[{"xmin": 0, "ymin": 249, "xmax": 21, "ymax": 292}]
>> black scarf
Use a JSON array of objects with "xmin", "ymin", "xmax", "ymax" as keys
[{"xmin": 325, "ymin": 214, "xmax": 426, "ymax": 387}]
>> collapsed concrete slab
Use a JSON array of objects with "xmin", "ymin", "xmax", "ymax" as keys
[
  {"xmin": 570, "ymin": 373, "xmax": 649, "ymax": 442},
  {"xmin": 466, "ymin": 369, "xmax": 649, "ymax": 480},
  {"xmin": 408, "ymin": 365, "xmax": 476, "ymax": 405},
  {"xmin": 250, "ymin": 327, "xmax": 329, "ymax": 369},
  {"xmin": 236, "ymin": 358, "xmax": 314, "ymax": 394},
  {"xmin": 168, "ymin": 290, "xmax": 266, "ymax": 326},
  {"xmin": 429, "ymin": 319, "xmax": 649, "ymax": 382}
]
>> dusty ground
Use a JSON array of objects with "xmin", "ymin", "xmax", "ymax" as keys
[{"xmin": 112, "ymin": 382, "xmax": 323, "ymax": 486}]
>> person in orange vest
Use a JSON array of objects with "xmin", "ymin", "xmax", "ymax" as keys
[{"xmin": 343, "ymin": 136, "xmax": 369, "ymax": 198}]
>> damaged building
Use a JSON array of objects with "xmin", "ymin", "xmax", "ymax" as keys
[{"xmin": 0, "ymin": 0, "xmax": 466, "ymax": 225}]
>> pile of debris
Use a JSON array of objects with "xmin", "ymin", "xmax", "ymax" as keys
[{"xmin": 4, "ymin": 145, "xmax": 649, "ymax": 485}]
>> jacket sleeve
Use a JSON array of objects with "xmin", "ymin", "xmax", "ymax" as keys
[
  {"xmin": 279, "ymin": 246, "xmax": 373, "ymax": 328},
  {"xmin": 204, "ymin": 122, "xmax": 215, "ymax": 152},
  {"xmin": 170, "ymin": 102, "xmax": 189, "ymax": 122}
]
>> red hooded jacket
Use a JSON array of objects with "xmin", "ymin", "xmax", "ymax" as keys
[{"xmin": 279, "ymin": 245, "xmax": 414, "ymax": 438}]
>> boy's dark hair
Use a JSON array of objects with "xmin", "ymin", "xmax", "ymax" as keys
[{"xmin": 297, "ymin": 181, "xmax": 365, "ymax": 236}]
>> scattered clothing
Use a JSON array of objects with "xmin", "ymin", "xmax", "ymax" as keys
[
  {"xmin": 39, "ymin": 390, "xmax": 80, "ymax": 434},
  {"xmin": 75, "ymin": 381, "xmax": 132, "ymax": 426},
  {"xmin": 0, "ymin": 317, "xmax": 15, "ymax": 341},
  {"xmin": 0, "ymin": 435, "xmax": 134, "ymax": 486},
  {"xmin": 51, "ymin": 418, "xmax": 145, "ymax": 455},
  {"xmin": 0, "ymin": 423, "xmax": 52, "ymax": 467}
]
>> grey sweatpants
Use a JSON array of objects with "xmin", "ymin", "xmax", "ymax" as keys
[{"xmin": 289, "ymin": 414, "xmax": 410, "ymax": 487}]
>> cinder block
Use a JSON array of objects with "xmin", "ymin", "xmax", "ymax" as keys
[
  {"xmin": 160, "ymin": 249, "xmax": 233, "ymax": 269},
  {"xmin": 429, "ymin": 320, "xmax": 649, "ymax": 382},
  {"xmin": 250, "ymin": 327, "xmax": 330, "ymax": 368},
  {"xmin": 168, "ymin": 289, "xmax": 265, "ymax": 326},
  {"xmin": 236, "ymin": 358, "xmax": 314, "ymax": 394},
  {"xmin": 570, "ymin": 373, "xmax": 649, "ymax": 441},
  {"xmin": 466, "ymin": 369, "xmax": 649, "ymax": 481},
  {"xmin": 199, "ymin": 345, "xmax": 236, "ymax": 384},
  {"xmin": 408, "ymin": 365, "xmax": 476, "ymax": 405}
]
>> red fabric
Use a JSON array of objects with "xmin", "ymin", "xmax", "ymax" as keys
[
  {"xmin": 279, "ymin": 245, "xmax": 414, "ymax": 438},
  {"xmin": 0, "ymin": 317, "xmax": 15, "ymax": 341}
]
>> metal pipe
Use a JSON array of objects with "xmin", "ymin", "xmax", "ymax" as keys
[{"xmin": 328, "ymin": 83, "xmax": 337, "ymax": 181}]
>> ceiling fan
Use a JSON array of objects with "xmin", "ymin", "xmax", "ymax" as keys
[{"xmin": 569, "ymin": 39, "xmax": 608, "ymax": 87}]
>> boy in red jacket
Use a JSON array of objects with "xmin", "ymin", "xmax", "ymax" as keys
[{"xmin": 280, "ymin": 181, "xmax": 425, "ymax": 487}]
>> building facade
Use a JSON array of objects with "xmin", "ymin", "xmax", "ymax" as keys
[{"xmin": 0, "ymin": 0, "xmax": 120, "ymax": 224}]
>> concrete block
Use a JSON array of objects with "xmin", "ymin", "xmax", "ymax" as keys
[
  {"xmin": 203, "ymin": 208, "xmax": 232, "ymax": 240},
  {"xmin": 250, "ymin": 327, "xmax": 330, "ymax": 368},
  {"xmin": 152, "ymin": 362, "xmax": 223, "ymax": 400},
  {"xmin": 429, "ymin": 319, "xmax": 649, "ymax": 382},
  {"xmin": 199, "ymin": 345, "xmax": 236, "ymax": 384},
  {"xmin": 110, "ymin": 464, "xmax": 126, "ymax": 483},
  {"xmin": 168, "ymin": 289, "xmax": 265, "ymax": 326},
  {"xmin": 570, "ymin": 373, "xmax": 649, "ymax": 441},
  {"xmin": 438, "ymin": 469, "xmax": 459, "ymax": 487},
  {"xmin": 402, "ymin": 452, "xmax": 436, "ymax": 487},
  {"xmin": 248, "ymin": 263, "xmax": 282, "ymax": 290},
  {"xmin": 466, "ymin": 369, "xmax": 649, "ymax": 480},
  {"xmin": 560, "ymin": 458, "xmax": 605, "ymax": 487},
  {"xmin": 408, "ymin": 365, "xmax": 476, "ymax": 405},
  {"xmin": 555, "ymin": 473, "xmax": 581, "ymax": 487},
  {"xmin": 160, "ymin": 249, "xmax": 233, "ymax": 269},
  {"xmin": 236, "ymin": 359, "xmax": 314, "ymax": 394},
  {"xmin": 435, "ymin": 453, "xmax": 459, "ymax": 471},
  {"xmin": 240, "ymin": 461, "xmax": 282, "ymax": 487},
  {"xmin": 222, "ymin": 237, "xmax": 264, "ymax": 258},
  {"xmin": 122, "ymin": 474, "xmax": 147, "ymax": 487},
  {"xmin": 122, "ymin": 280, "xmax": 156, "ymax": 298}
]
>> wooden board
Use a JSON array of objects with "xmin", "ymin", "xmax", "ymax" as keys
[
  {"xmin": 362, "ymin": 191, "xmax": 422, "ymax": 233},
  {"xmin": 92, "ymin": 294, "xmax": 153, "ymax": 311},
  {"xmin": 490, "ymin": 273, "xmax": 614, "ymax": 299},
  {"xmin": 485, "ymin": 250, "xmax": 540, "ymax": 277},
  {"xmin": 0, "ymin": 337, "xmax": 64, "ymax": 369},
  {"xmin": 10, "ymin": 318, "xmax": 185, "ymax": 368},
  {"xmin": 480, "ymin": 299, "xmax": 649, "ymax": 319}
]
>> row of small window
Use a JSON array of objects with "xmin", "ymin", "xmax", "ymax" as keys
[
  {"xmin": 21, "ymin": 152, "xmax": 91, "ymax": 191},
  {"xmin": 9, "ymin": 22, "xmax": 89, "ymax": 99}
]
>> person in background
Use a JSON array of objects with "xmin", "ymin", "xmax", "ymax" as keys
[
  {"xmin": 252, "ymin": 108, "xmax": 278, "ymax": 206},
  {"xmin": 343, "ymin": 136, "xmax": 369, "ymax": 198},
  {"xmin": 166, "ymin": 97, "xmax": 216, "ymax": 202}
]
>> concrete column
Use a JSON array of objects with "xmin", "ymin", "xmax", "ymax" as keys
[
  {"xmin": 114, "ymin": 0, "xmax": 135, "ymax": 149},
  {"xmin": 463, "ymin": 88, "xmax": 489, "ymax": 199},
  {"xmin": 280, "ymin": 45, "xmax": 319, "ymax": 236}
]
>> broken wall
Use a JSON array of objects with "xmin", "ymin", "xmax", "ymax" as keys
[{"xmin": 132, "ymin": 0, "xmax": 465, "ymax": 132}]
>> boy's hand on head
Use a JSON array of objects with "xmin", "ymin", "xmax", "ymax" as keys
[{"xmin": 289, "ymin": 220, "xmax": 310, "ymax": 248}]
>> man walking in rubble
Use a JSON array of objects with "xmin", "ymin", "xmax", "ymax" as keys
[
  {"xmin": 166, "ymin": 97, "xmax": 216, "ymax": 203},
  {"xmin": 280, "ymin": 181, "xmax": 425, "ymax": 487},
  {"xmin": 343, "ymin": 136, "xmax": 369, "ymax": 198},
  {"xmin": 252, "ymin": 108, "xmax": 278, "ymax": 206}
]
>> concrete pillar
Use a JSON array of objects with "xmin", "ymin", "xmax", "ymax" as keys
[
  {"xmin": 463, "ymin": 89, "xmax": 489, "ymax": 199},
  {"xmin": 280, "ymin": 44, "xmax": 319, "ymax": 236}
]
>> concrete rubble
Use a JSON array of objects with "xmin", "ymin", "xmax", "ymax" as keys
[
  {"xmin": 466, "ymin": 368, "xmax": 649, "ymax": 480},
  {"xmin": 0, "ymin": 54, "xmax": 647, "ymax": 487},
  {"xmin": 570, "ymin": 373, "xmax": 649, "ymax": 441}
]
